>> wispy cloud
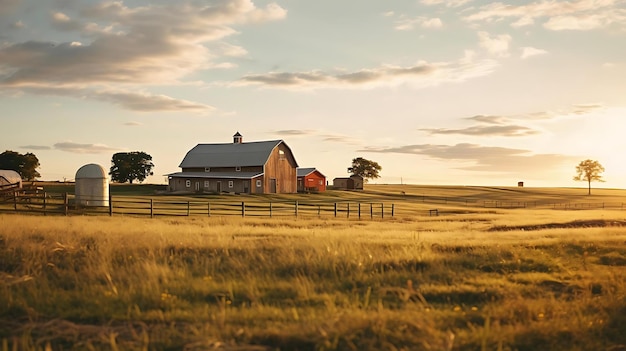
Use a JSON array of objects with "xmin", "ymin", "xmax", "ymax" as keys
[
  {"xmin": 124, "ymin": 121, "xmax": 142, "ymax": 126},
  {"xmin": 17, "ymin": 87, "xmax": 214, "ymax": 112},
  {"xmin": 237, "ymin": 52, "xmax": 498, "ymax": 90},
  {"xmin": 394, "ymin": 16, "xmax": 443, "ymax": 31},
  {"xmin": 420, "ymin": 0, "xmax": 473, "ymax": 8},
  {"xmin": 20, "ymin": 145, "xmax": 51, "ymax": 150},
  {"xmin": 54, "ymin": 141, "xmax": 119, "ymax": 154},
  {"xmin": 421, "ymin": 125, "xmax": 539, "ymax": 137},
  {"xmin": 360, "ymin": 143, "xmax": 578, "ymax": 174},
  {"xmin": 465, "ymin": 0, "xmax": 625, "ymax": 31},
  {"xmin": 478, "ymin": 31, "xmax": 511, "ymax": 57},
  {"xmin": 273, "ymin": 130, "xmax": 317, "ymax": 136},
  {"xmin": 521, "ymin": 47, "xmax": 548, "ymax": 59}
]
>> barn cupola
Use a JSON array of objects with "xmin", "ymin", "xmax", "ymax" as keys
[{"xmin": 233, "ymin": 131, "xmax": 243, "ymax": 144}]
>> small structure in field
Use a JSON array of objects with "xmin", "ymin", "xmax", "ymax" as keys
[
  {"xmin": 332, "ymin": 175, "xmax": 364, "ymax": 190},
  {"xmin": 0, "ymin": 170, "xmax": 22, "ymax": 191},
  {"xmin": 75, "ymin": 164, "xmax": 109, "ymax": 207},
  {"xmin": 297, "ymin": 168, "xmax": 326, "ymax": 192},
  {"xmin": 518, "ymin": 181, "xmax": 524, "ymax": 187}
]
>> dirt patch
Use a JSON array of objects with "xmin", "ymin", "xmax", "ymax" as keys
[{"xmin": 488, "ymin": 220, "xmax": 626, "ymax": 232}]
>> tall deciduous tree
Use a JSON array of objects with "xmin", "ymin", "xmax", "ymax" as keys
[
  {"xmin": 0, "ymin": 150, "xmax": 41, "ymax": 180},
  {"xmin": 109, "ymin": 151, "xmax": 154, "ymax": 184},
  {"xmin": 347, "ymin": 157, "xmax": 381, "ymax": 183},
  {"xmin": 573, "ymin": 159, "xmax": 604, "ymax": 195}
]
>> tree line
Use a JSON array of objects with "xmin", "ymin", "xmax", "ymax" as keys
[{"xmin": 0, "ymin": 150, "xmax": 608, "ymax": 194}]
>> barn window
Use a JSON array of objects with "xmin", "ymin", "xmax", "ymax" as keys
[
  {"xmin": 204, "ymin": 167, "xmax": 210, "ymax": 172},
  {"xmin": 256, "ymin": 180, "xmax": 262, "ymax": 187},
  {"xmin": 185, "ymin": 180, "xmax": 191, "ymax": 188},
  {"xmin": 228, "ymin": 181, "xmax": 234, "ymax": 188},
  {"xmin": 279, "ymin": 150, "xmax": 285, "ymax": 160},
  {"xmin": 319, "ymin": 180, "xmax": 323, "ymax": 185},
  {"xmin": 204, "ymin": 181, "xmax": 209, "ymax": 188},
  {"xmin": 235, "ymin": 166, "xmax": 241, "ymax": 172}
]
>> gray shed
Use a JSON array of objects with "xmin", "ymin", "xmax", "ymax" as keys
[{"xmin": 75, "ymin": 164, "xmax": 109, "ymax": 207}]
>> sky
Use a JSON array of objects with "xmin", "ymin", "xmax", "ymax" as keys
[{"xmin": 1, "ymin": 0, "xmax": 625, "ymax": 188}]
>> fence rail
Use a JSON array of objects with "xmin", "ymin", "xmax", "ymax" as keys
[
  {"xmin": 1, "ymin": 192, "xmax": 624, "ymax": 219},
  {"xmin": 0, "ymin": 192, "xmax": 395, "ymax": 219}
]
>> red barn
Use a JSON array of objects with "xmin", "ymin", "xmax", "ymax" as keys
[{"xmin": 297, "ymin": 168, "xmax": 326, "ymax": 193}]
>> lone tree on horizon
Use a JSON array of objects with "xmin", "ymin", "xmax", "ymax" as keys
[
  {"xmin": 573, "ymin": 159, "xmax": 604, "ymax": 195},
  {"xmin": 348, "ymin": 157, "xmax": 381, "ymax": 183},
  {"xmin": 109, "ymin": 151, "xmax": 154, "ymax": 184}
]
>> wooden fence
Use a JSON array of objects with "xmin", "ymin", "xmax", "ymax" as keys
[
  {"xmin": 2, "ymin": 192, "xmax": 625, "ymax": 219},
  {"xmin": 0, "ymin": 192, "xmax": 395, "ymax": 219}
]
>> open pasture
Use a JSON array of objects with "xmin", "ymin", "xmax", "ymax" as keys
[{"xmin": 1, "ymin": 186, "xmax": 626, "ymax": 350}]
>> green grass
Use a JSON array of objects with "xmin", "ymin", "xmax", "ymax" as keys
[{"xmin": 1, "ymin": 192, "xmax": 626, "ymax": 351}]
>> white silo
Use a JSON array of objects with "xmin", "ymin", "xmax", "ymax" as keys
[{"xmin": 75, "ymin": 164, "xmax": 109, "ymax": 207}]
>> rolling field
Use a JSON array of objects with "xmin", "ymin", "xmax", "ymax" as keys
[{"xmin": 1, "ymin": 185, "xmax": 626, "ymax": 350}]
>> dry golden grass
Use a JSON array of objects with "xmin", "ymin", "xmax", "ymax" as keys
[{"xmin": 1, "ymin": 202, "xmax": 626, "ymax": 350}]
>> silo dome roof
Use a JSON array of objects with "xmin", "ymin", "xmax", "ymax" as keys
[{"xmin": 75, "ymin": 164, "xmax": 107, "ymax": 179}]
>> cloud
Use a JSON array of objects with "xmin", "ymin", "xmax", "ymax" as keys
[
  {"xmin": 421, "ymin": 125, "xmax": 539, "ymax": 137},
  {"xmin": 13, "ymin": 86, "xmax": 214, "ymax": 112},
  {"xmin": 0, "ymin": 0, "xmax": 286, "ymax": 110},
  {"xmin": 124, "ymin": 121, "xmax": 142, "ymax": 126},
  {"xmin": 466, "ymin": 115, "xmax": 509, "ymax": 124},
  {"xmin": 394, "ymin": 16, "xmax": 443, "ymax": 31},
  {"xmin": 420, "ymin": 0, "xmax": 473, "ymax": 7},
  {"xmin": 237, "ymin": 53, "xmax": 499, "ymax": 90},
  {"xmin": 360, "ymin": 143, "xmax": 577, "ymax": 174},
  {"xmin": 95, "ymin": 90, "xmax": 215, "ymax": 112},
  {"xmin": 465, "ymin": 0, "xmax": 625, "ymax": 31},
  {"xmin": 572, "ymin": 103, "xmax": 603, "ymax": 114},
  {"xmin": 274, "ymin": 130, "xmax": 316, "ymax": 136},
  {"xmin": 53, "ymin": 141, "xmax": 119, "ymax": 154},
  {"xmin": 521, "ymin": 47, "xmax": 548, "ymax": 59},
  {"xmin": 543, "ymin": 14, "xmax": 613, "ymax": 30},
  {"xmin": 478, "ymin": 31, "xmax": 511, "ymax": 57},
  {"xmin": 20, "ymin": 145, "xmax": 51, "ymax": 150}
]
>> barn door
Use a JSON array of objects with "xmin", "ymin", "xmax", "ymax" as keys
[
  {"xmin": 270, "ymin": 179, "xmax": 277, "ymax": 193},
  {"xmin": 216, "ymin": 181, "xmax": 222, "ymax": 193},
  {"xmin": 194, "ymin": 181, "xmax": 200, "ymax": 192}
]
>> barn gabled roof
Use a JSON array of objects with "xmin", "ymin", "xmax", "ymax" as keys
[{"xmin": 179, "ymin": 140, "xmax": 299, "ymax": 168}]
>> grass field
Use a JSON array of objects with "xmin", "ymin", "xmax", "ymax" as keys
[{"xmin": 1, "ymin": 185, "xmax": 626, "ymax": 350}]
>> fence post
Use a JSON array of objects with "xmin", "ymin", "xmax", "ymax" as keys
[
  {"xmin": 109, "ymin": 193, "xmax": 112, "ymax": 216},
  {"xmin": 295, "ymin": 201, "xmax": 298, "ymax": 217},
  {"xmin": 318, "ymin": 204, "xmax": 321, "ymax": 216},
  {"xmin": 370, "ymin": 203, "xmax": 373, "ymax": 219},
  {"xmin": 64, "ymin": 192, "xmax": 68, "ymax": 216},
  {"xmin": 269, "ymin": 202, "xmax": 272, "ymax": 217},
  {"xmin": 187, "ymin": 201, "xmax": 190, "ymax": 216},
  {"xmin": 242, "ymin": 201, "xmax": 245, "ymax": 217},
  {"xmin": 13, "ymin": 192, "xmax": 17, "ymax": 211},
  {"xmin": 208, "ymin": 202, "xmax": 211, "ymax": 217},
  {"xmin": 43, "ymin": 192, "xmax": 47, "ymax": 216},
  {"xmin": 358, "ymin": 202, "xmax": 361, "ymax": 219},
  {"xmin": 150, "ymin": 199, "xmax": 154, "ymax": 218},
  {"xmin": 391, "ymin": 204, "xmax": 395, "ymax": 217},
  {"xmin": 347, "ymin": 203, "xmax": 350, "ymax": 218},
  {"xmin": 334, "ymin": 203, "xmax": 337, "ymax": 217},
  {"xmin": 381, "ymin": 203, "xmax": 384, "ymax": 218}
]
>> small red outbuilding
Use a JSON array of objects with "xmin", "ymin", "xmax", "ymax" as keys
[{"xmin": 297, "ymin": 168, "xmax": 326, "ymax": 193}]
